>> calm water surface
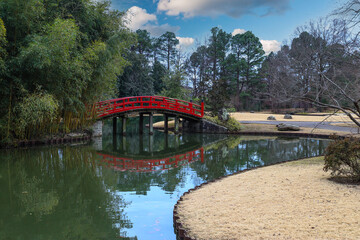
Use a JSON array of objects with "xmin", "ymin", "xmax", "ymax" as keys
[{"xmin": 0, "ymin": 118, "xmax": 329, "ymax": 240}]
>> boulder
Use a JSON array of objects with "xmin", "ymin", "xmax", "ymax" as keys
[
  {"xmin": 267, "ymin": 115, "xmax": 276, "ymax": 120},
  {"xmin": 284, "ymin": 114, "xmax": 293, "ymax": 119},
  {"xmin": 277, "ymin": 123, "xmax": 300, "ymax": 131}
]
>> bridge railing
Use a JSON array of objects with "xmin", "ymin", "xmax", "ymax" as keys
[
  {"xmin": 96, "ymin": 148, "xmax": 204, "ymax": 172},
  {"xmin": 95, "ymin": 96, "xmax": 204, "ymax": 118}
]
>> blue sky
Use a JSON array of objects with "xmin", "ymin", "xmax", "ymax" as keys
[{"xmin": 111, "ymin": 0, "xmax": 343, "ymax": 53}]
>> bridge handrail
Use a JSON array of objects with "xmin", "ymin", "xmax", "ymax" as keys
[{"xmin": 95, "ymin": 96, "xmax": 204, "ymax": 119}]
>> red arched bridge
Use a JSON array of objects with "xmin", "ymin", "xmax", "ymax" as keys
[
  {"xmin": 94, "ymin": 96, "xmax": 204, "ymax": 135},
  {"xmin": 95, "ymin": 96, "xmax": 204, "ymax": 119}
]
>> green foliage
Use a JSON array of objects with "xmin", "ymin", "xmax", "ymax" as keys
[
  {"xmin": 0, "ymin": 0, "xmax": 133, "ymax": 141},
  {"xmin": 207, "ymin": 78, "xmax": 229, "ymax": 114},
  {"xmin": 14, "ymin": 90, "xmax": 59, "ymax": 139},
  {"xmin": 230, "ymin": 31, "xmax": 265, "ymax": 110},
  {"xmin": 324, "ymin": 137, "xmax": 360, "ymax": 182},
  {"xmin": 118, "ymin": 51, "xmax": 154, "ymax": 97},
  {"xmin": 161, "ymin": 70, "xmax": 190, "ymax": 100},
  {"xmin": 158, "ymin": 31, "xmax": 179, "ymax": 70},
  {"xmin": 151, "ymin": 60, "xmax": 167, "ymax": 94},
  {"xmin": 204, "ymin": 115, "xmax": 242, "ymax": 132}
]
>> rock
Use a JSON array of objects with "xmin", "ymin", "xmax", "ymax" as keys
[
  {"xmin": 277, "ymin": 123, "xmax": 300, "ymax": 131},
  {"xmin": 218, "ymin": 108, "xmax": 230, "ymax": 121},
  {"xmin": 250, "ymin": 111, "xmax": 255, "ymax": 113},
  {"xmin": 284, "ymin": 114, "xmax": 293, "ymax": 119},
  {"xmin": 267, "ymin": 115, "xmax": 276, "ymax": 120}
]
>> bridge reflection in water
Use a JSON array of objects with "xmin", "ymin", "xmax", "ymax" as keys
[
  {"xmin": 94, "ymin": 120, "xmax": 225, "ymax": 172},
  {"xmin": 97, "ymin": 148, "xmax": 204, "ymax": 172}
]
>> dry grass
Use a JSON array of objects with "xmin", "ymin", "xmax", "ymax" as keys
[
  {"xmin": 153, "ymin": 120, "xmax": 175, "ymax": 128},
  {"xmin": 231, "ymin": 112, "xmax": 358, "ymax": 123},
  {"xmin": 330, "ymin": 122, "xmax": 359, "ymax": 128},
  {"xmin": 177, "ymin": 157, "xmax": 360, "ymax": 240},
  {"xmin": 153, "ymin": 113, "xmax": 360, "ymax": 136}
]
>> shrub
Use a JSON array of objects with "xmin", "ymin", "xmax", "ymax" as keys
[
  {"xmin": 227, "ymin": 107, "xmax": 236, "ymax": 113},
  {"xmin": 204, "ymin": 115, "xmax": 242, "ymax": 132},
  {"xmin": 324, "ymin": 136, "xmax": 360, "ymax": 182}
]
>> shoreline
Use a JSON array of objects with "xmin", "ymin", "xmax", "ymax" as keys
[
  {"xmin": 3, "ymin": 124, "xmax": 356, "ymax": 149},
  {"xmin": 0, "ymin": 131, "xmax": 92, "ymax": 149}
]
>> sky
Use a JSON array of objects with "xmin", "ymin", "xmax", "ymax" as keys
[{"xmin": 110, "ymin": 0, "xmax": 344, "ymax": 54}]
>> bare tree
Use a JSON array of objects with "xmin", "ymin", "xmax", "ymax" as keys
[
  {"xmin": 300, "ymin": 18, "xmax": 360, "ymax": 127},
  {"xmin": 264, "ymin": 16, "xmax": 360, "ymax": 127}
]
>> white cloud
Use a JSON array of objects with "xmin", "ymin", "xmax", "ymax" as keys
[
  {"xmin": 143, "ymin": 24, "xmax": 181, "ymax": 37},
  {"xmin": 260, "ymin": 40, "xmax": 281, "ymax": 55},
  {"xmin": 176, "ymin": 37, "xmax": 195, "ymax": 50},
  {"xmin": 157, "ymin": 0, "xmax": 290, "ymax": 18},
  {"xmin": 125, "ymin": 6, "xmax": 157, "ymax": 30},
  {"xmin": 232, "ymin": 28, "xmax": 246, "ymax": 36},
  {"xmin": 125, "ymin": 6, "xmax": 180, "ymax": 36}
]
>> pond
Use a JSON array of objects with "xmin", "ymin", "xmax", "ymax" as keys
[{"xmin": 0, "ymin": 118, "xmax": 329, "ymax": 240}]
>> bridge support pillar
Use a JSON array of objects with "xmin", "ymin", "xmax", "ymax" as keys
[
  {"xmin": 92, "ymin": 120, "xmax": 103, "ymax": 137},
  {"xmin": 164, "ymin": 114, "xmax": 168, "ymax": 133},
  {"xmin": 122, "ymin": 135, "xmax": 127, "ymax": 152},
  {"xmin": 149, "ymin": 134, "xmax": 154, "ymax": 155},
  {"xmin": 164, "ymin": 132, "xmax": 169, "ymax": 150},
  {"xmin": 113, "ymin": 117, "xmax": 117, "ymax": 135},
  {"xmin": 139, "ymin": 113, "xmax": 144, "ymax": 134},
  {"xmin": 149, "ymin": 113, "xmax": 154, "ymax": 135},
  {"xmin": 174, "ymin": 116, "xmax": 179, "ymax": 134},
  {"xmin": 113, "ymin": 131, "xmax": 117, "ymax": 151},
  {"xmin": 121, "ymin": 117, "xmax": 127, "ymax": 136},
  {"xmin": 139, "ymin": 134, "xmax": 144, "ymax": 153},
  {"xmin": 182, "ymin": 118, "xmax": 186, "ymax": 132}
]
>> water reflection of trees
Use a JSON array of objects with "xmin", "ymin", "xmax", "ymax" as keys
[
  {"xmin": 191, "ymin": 137, "xmax": 328, "ymax": 182},
  {"xmin": 0, "ymin": 146, "xmax": 134, "ymax": 239},
  {"xmin": 102, "ymin": 135, "xmax": 328, "ymax": 195}
]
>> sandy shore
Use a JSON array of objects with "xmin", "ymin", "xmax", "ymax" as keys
[{"xmin": 176, "ymin": 157, "xmax": 360, "ymax": 240}]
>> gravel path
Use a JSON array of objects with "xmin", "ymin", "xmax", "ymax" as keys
[{"xmin": 240, "ymin": 120, "xmax": 359, "ymax": 133}]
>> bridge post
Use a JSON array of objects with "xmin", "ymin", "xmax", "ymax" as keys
[
  {"xmin": 139, "ymin": 113, "xmax": 144, "ymax": 134},
  {"xmin": 149, "ymin": 113, "xmax": 154, "ymax": 135},
  {"xmin": 92, "ymin": 120, "xmax": 103, "ymax": 137},
  {"xmin": 121, "ymin": 117, "xmax": 127, "ymax": 136},
  {"xmin": 139, "ymin": 134, "xmax": 144, "ymax": 153},
  {"xmin": 122, "ymin": 135, "xmax": 127, "ymax": 152},
  {"xmin": 149, "ymin": 134, "xmax": 154, "ymax": 155},
  {"xmin": 174, "ymin": 116, "xmax": 179, "ymax": 134},
  {"xmin": 113, "ymin": 117, "xmax": 117, "ymax": 135},
  {"xmin": 164, "ymin": 132, "xmax": 169, "ymax": 150},
  {"xmin": 113, "ymin": 131, "xmax": 117, "ymax": 151},
  {"xmin": 164, "ymin": 114, "xmax": 168, "ymax": 133},
  {"xmin": 182, "ymin": 118, "xmax": 186, "ymax": 132},
  {"xmin": 175, "ymin": 134, "xmax": 180, "ymax": 148}
]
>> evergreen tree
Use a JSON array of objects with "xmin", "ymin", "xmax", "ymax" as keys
[
  {"xmin": 158, "ymin": 31, "xmax": 179, "ymax": 71},
  {"xmin": 238, "ymin": 31, "xmax": 265, "ymax": 110},
  {"xmin": 151, "ymin": 60, "xmax": 167, "ymax": 94}
]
